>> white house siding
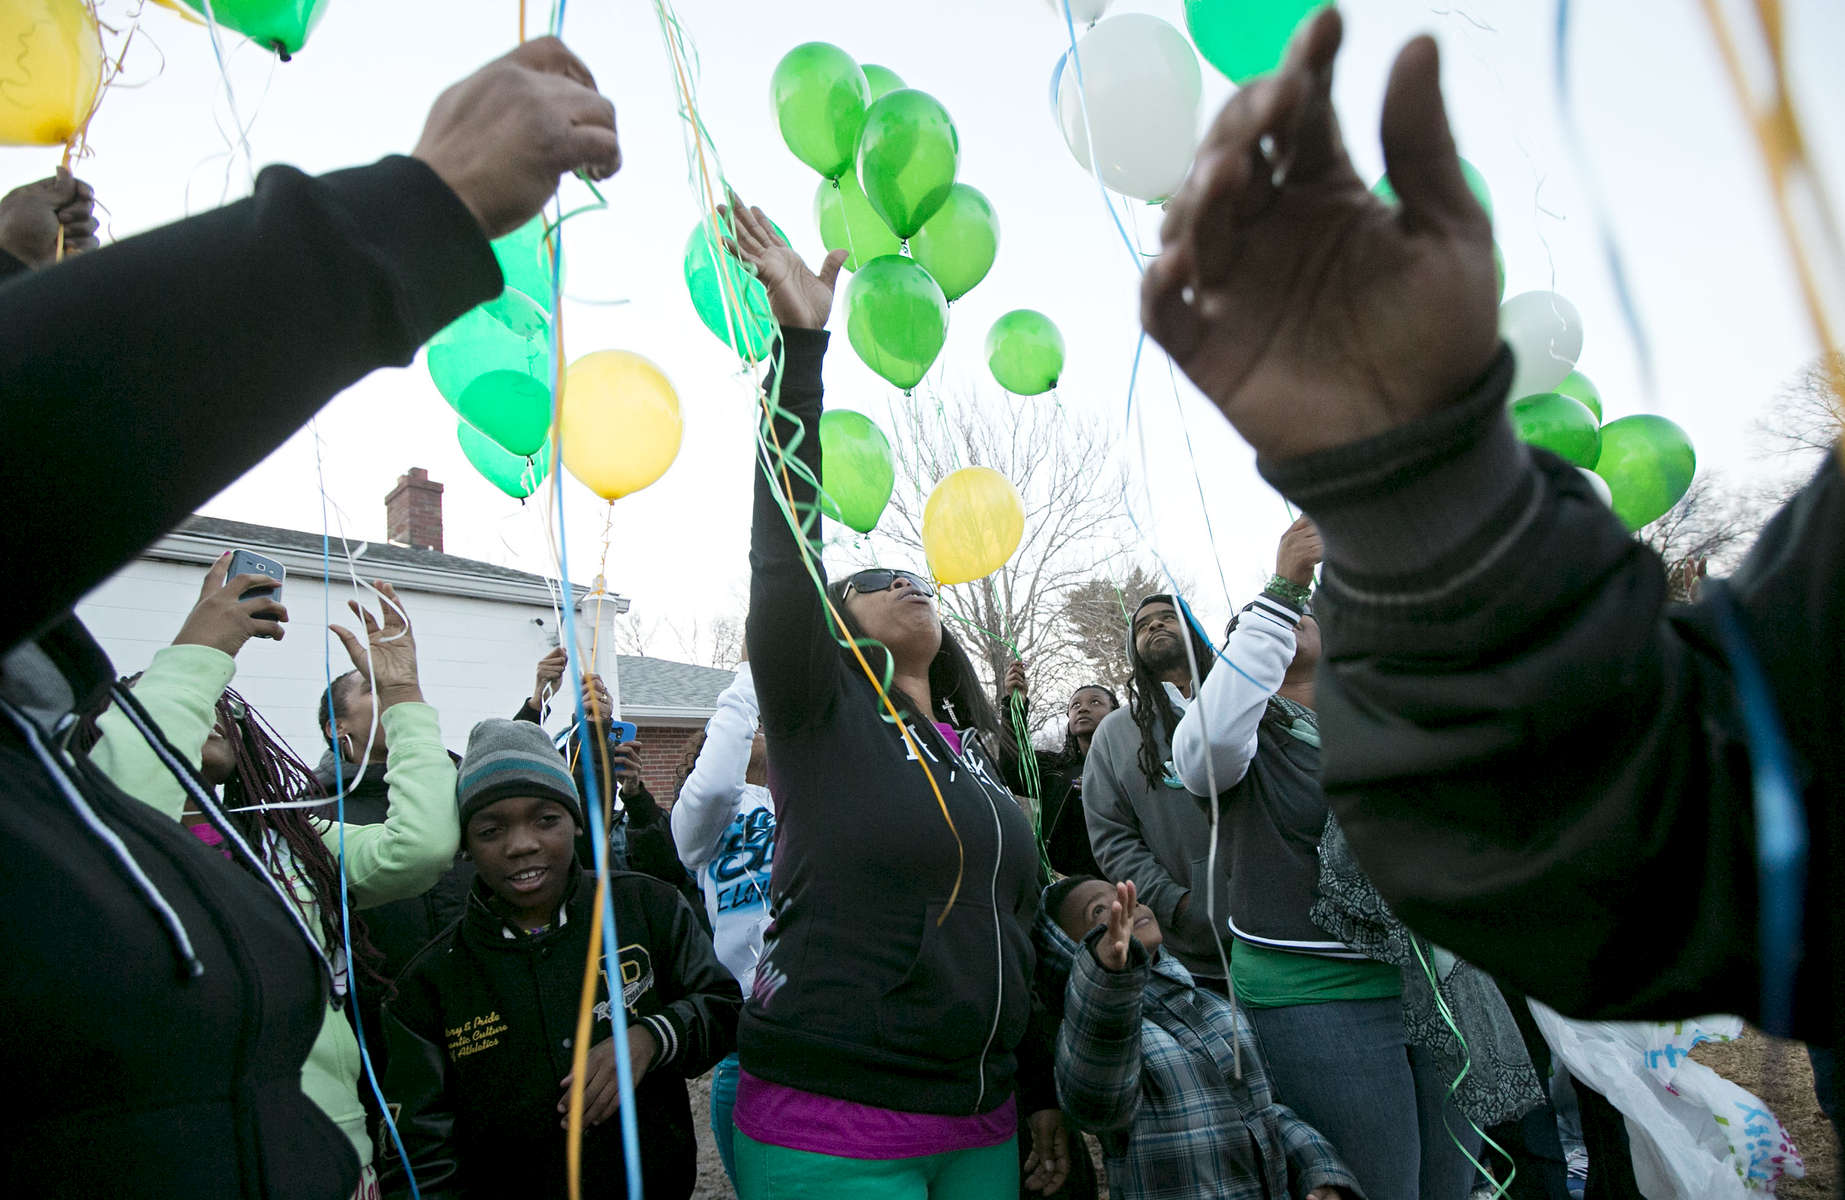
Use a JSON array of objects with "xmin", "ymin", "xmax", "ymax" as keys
[{"xmin": 77, "ymin": 551, "xmax": 622, "ymax": 762}]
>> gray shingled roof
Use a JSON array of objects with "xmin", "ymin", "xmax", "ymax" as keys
[
  {"xmin": 615, "ymin": 655, "xmax": 734, "ymax": 713},
  {"xmin": 177, "ymin": 515, "xmax": 557, "ymax": 587}
]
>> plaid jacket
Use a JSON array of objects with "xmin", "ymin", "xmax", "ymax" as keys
[{"xmin": 1037, "ymin": 914, "xmax": 1362, "ymax": 1200}]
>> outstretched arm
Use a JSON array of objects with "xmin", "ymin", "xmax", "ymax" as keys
[
  {"xmin": 0, "ymin": 37, "xmax": 620, "ymax": 656},
  {"xmin": 732, "ymin": 198, "xmax": 851, "ymax": 739},
  {"xmin": 1148, "ymin": 10, "xmax": 1845, "ymax": 1023}
]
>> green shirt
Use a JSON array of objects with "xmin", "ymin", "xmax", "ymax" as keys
[{"xmin": 1230, "ymin": 939, "xmax": 1403, "ymax": 1009}]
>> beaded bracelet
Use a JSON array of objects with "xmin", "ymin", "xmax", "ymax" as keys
[{"xmin": 1264, "ymin": 575, "xmax": 1312, "ymax": 610}]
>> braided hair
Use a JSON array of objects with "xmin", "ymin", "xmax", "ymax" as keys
[
  {"xmin": 216, "ymin": 687, "xmax": 386, "ymax": 985},
  {"xmin": 1126, "ymin": 596, "xmax": 1216, "ymax": 791}
]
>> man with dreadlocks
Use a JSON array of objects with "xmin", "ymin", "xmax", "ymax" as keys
[
  {"xmin": 1081, "ymin": 595, "xmax": 1234, "ymax": 990},
  {"xmin": 89, "ymin": 557, "xmax": 461, "ymax": 1197}
]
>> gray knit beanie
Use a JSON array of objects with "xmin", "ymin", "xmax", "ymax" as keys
[{"xmin": 457, "ymin": 719, "xmax": 584, "ymax": 830}]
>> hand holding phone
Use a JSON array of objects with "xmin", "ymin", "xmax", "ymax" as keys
[
  {"xmin": 173, "ymin": 553, "xmax": 289, "ymax": 656},
  {"xmin": 224, "ymin": 548, "xmax": 285, "ymax": 602}
]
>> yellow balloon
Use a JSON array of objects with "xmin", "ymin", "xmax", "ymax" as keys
[
  {"xmin": 0, "ymin": 0, "xmax": 104, "ymax": 147},
  {"xmin": 923, "ymin": 467, "xmax": 1025, "ymax": 587},
  {"xmin": 559, "ymin": 350, "xmax": 683, "ymax": 500}
]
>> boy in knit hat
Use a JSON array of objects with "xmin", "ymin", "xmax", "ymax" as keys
[{"xmin": 380, "ymin": 719, "xmax": 742, "ymax": 1200}]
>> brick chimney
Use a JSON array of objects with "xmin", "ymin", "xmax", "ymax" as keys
[{"xmin": 385, "ymin": 467, "xmax": 444, "ymax": 552}]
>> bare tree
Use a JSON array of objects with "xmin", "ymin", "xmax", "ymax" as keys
[
  {"xmin": 613, "ymin": 611, "xmax": 745, "ymax": 668},
  {"xmin": 1756, "ymin": 351, "xmax": 1845, "ymax": 463},
  {"xmin": 1060, "ymin": 562, "xmax": 1177, "ymax": 695},
  {"xmin": 1640, "ymin": 472, "xmax": 1766, "ymax": 602},
  {"xmin": 867, "ymin": 385, "xmax": 1132, "ymax": 738}
]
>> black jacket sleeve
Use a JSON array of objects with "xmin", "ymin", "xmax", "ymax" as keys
[
  {"xmin": 634, "ymin": 879, "xmax": 743, "ymax": 1079},
  {"xmin": 0, "ymin": 156, "xmax": 500, "ymax": 655},
  {"xmin": 744, "ymin": 328, "xmax": 843, "ymax": 737},
  {"xmin": 380, "ymin": 977, "xmax": 465, "ymax": 1200},
  {"xmin": 1261, "ymin": 351, "xmax": 1844, "ymax": 1035}
]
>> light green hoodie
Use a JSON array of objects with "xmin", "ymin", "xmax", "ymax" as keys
[{"xmin": 90, "ymin": 643, "xmax": 459, "ymax": 1167}]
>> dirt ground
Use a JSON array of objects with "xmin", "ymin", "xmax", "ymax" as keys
[
  {"xmin": 689, "ymin": 1073, "xmax": 736, "ymax": 1200},
  {"xmin": 1694, "ymin": 1029, "xmax": 1838, "ymax": 1199}
]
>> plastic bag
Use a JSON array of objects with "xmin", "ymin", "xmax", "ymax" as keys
[{"xmin": 1527, "ymin": 1003, "xmax": 1804, "ymax": 1196}]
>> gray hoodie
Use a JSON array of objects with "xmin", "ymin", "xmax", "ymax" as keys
[{"xmin": 1081, "ymin": 702, "xmax": 1233, "ymax": 980}]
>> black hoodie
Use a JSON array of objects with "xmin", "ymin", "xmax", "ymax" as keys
[
  {"xmin": 0, "ymin": 154, "xmax": 498, "ymax": 1198},
  {"xmin": 380, "ymin": 870, "xmax": 741, "ymax": 1199},
  {"xmin": 741, "ymin": 328, "xmax": 1051, "ymax": 1118}
]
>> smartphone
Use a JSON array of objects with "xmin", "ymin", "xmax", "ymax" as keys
[
  {"xmin": 224, "ymin": 548, "xmax": 285, "ymax": 602},
  {"xmin": 606, "ymin": 720, "xmax": 637, "ymax": 748}
]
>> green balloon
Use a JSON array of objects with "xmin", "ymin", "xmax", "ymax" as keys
[
  {"xmin": 458, "ymin": 421, "xmax": 552, "ymax": 500},
  {"xmin": 771, "ymin": 43, "xmax": 869, "ymax": 180},
  {"xmin": 909, "ymin": 184, "xmax": 999, "ymax": 303},
  {"xmin": 862, "ymin": 63, "xmax": 906, "ymax": 102},
  {"xmin": 683, "ymin": 217, "xmax": 781, "ymax": 363},
  {"xmin": 1374, "ymin": 157, "xmax": 1494, "ymax": 219},
  {"xmin": 815, "ymin": 175, "xmax": 902, "ymax": 272},
  {"xmin": 426, "ymin": 289, "xmax": 554, "ymax": 456},
  {"xmin": 182, "ymin": 0, "xmax": 327, "ymax": 57},
  {"xmin": 985, "ymin": 310, "xmax": 1064, "ymax": 396},
  {"xmin": 492, "ymin": 216, "xmax": 553, "ymax": 315},
  {"xmin": 856, "ymin": 89, "xmax": 960, "ymax": 239},
  {"xmin": 844, "ymin": 255, "xmax": 948, "ymax": 391},
  {"xmin": 1555, "ymin": 370, "xmax": 1602, "ymax": 421},
  {"xmin": 1185, "ymin": 0, "xmax": 1330, "ymax": 84},
  {"xmin": 1593, "ymin": 415, "xmax": 1697, "ymax": 531},
  {"xmin": 818, "ymin": 410, "xmax": 896, "ymax": 533},
  {"xmin": 1510, "ymin": 392, "xmax": 1601, "ymax": 468}
]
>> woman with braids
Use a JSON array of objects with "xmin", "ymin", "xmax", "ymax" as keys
[
  {"xmin": 88, "ymin": 554, "xmax": 459, "ymax": 1198},
  {"xmin": 724, "ymin": 198, "xmax": 1068, "ymax": 1200}
]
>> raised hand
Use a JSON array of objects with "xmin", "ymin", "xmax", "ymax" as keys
[
  {"xmin": 720, "ymin": 192, "xmax": 848, "ymax": 330},
  {"xmin": 531, "ymin": 646, "xmax": 569, "ymax": 711},
  {"xmin": 0, "ymin": 169, "xmax": 100, "ymax": 268},
  {"xmin": 330, "ymin": 582, "xmax": 423, "ymax": 709},
  {"xmin": 413, "ymin": 36, "xmax": 620, "ymax": 239},
  {"xmin": 1275, "ymin": 515, "xmax": 1323, "ymax": 587},
  {"xmin": 172, "ymin": 553, "xmax": 288, "ymax": 656},
  {"xmin": 1094, "ymin": 880, "xmax": 1139, "ymax": 972},
  {"xmin": 1004, "ymin": 660, "xmax": 1029, "ymax": 700},
  {"xmin": 1142, "ymin": 9, "xmax": 1498, "ymax": 464}
]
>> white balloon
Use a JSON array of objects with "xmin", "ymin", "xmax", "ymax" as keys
[
  {"xmin": 1057, "ymin": 14, "xmax": 1201, "ymax": 202},
  {"xmin": 1578, "ymin": 467, "xmax": 1614, "ymax": 507},
  {"xmin": 1500, "ymin": 290, "xmax": 1584, "ymax": 400},
  {"xmin": 1044, "ymin": 0, "xmax": 1112, "ymax": 25}
]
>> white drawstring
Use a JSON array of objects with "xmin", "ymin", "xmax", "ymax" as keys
[{"xmin": 2, "ymin": 696, "xmax": 203, "ymax": 979}]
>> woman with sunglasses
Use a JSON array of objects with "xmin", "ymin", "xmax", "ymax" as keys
[
  {"xmin": 724, "ymin": 199, "xmax": 1067, "ymax": 1200},
  {"xmin": 87, "ymin": 556, "xmax": 459, "ymax": 1199}
]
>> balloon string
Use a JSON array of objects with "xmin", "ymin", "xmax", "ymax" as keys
[
  {"xmin": 1696, "ymin": 0, "xmax": 1845, "ymax": 461},
  {"xmin": 939, "ymin": 609, "xmax": 1053, "ymax": 880},
  {"xmin": 649, "ymin": 0, "xmax": 968, "ymax": 920}
]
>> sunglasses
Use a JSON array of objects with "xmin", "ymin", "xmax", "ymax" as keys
[
  {"xmin": 844, "ymin": 568, "xmax": 936, "ymax": 599},
  {"xmin": 222, "ymin": 695, "xmax": 248, "ymax": 723}
]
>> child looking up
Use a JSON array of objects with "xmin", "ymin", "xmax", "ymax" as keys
[{"xmin": 1040, "ymin": 876, "xmax": 1360, "ymax": 1200}]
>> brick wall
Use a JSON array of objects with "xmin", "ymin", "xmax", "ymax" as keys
[{"xmin": 632, "ymin": 723, "xmax": 701, "ymax": 809}]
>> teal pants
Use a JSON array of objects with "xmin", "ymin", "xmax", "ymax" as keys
[{"xmin": 734, "ymin": 1129, "xmax": 1019, "ymax": 1200}]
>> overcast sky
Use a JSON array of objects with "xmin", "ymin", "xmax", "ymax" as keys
[{"xmin": 10, "ymin": 0, "xmax": 1842, "ymax": 659}]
